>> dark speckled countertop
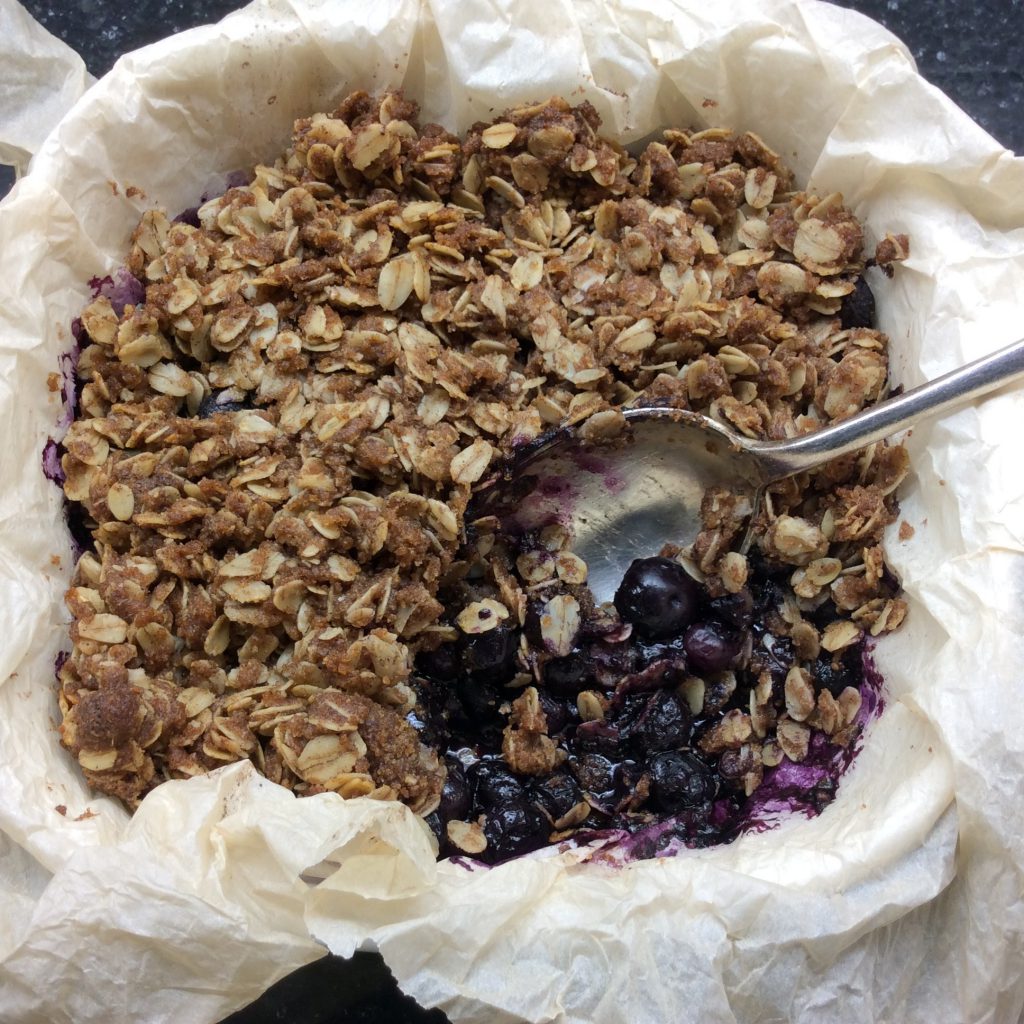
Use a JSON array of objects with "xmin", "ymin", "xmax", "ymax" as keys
[{"xmin": 1, "ymin": 1, "xmax": 1021, "ymax": 1022}]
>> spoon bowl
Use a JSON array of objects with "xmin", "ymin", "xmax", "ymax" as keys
[
  {"xmin": 473, "ymin": 410, "xmax": 762, "ymax": 603},
  {"xmin": 473, "ymin": 337, "xmax": 1024, "ymax": 604}
]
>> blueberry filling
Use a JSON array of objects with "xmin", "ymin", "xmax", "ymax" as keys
[{"xmin": 413, "ymin": 550, "xmax": 889, "ymax": 866}]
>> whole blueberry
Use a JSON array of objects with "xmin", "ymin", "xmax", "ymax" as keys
[
  {"xmin": 574, "ymin": 720, "xmax": 625, "ymax": 759},
  {"xmin": 543, "ymin": 652, "xmax": 588, "ymax": 697},
  {"xmin": 840, "ymin": 277, "xmax": 875, "ymax": 330},
  {"xmin": 537, "ymin": 690, "xmax": 573, "ymax": 735},
  {"xmin": 470, "ymin": 761, "xmax": 526, "ymax": 808},
  {"xmin": 482, "ymin": 801, "xmax": 546, "ymax": 861},
  {"xmin": 613, "ymin": 557, "xmax": 702, "ymax": 641},
  {"xmin": 683, "ymin": 621, "xmax": 742, "ymax": 674},
  {"xmin": 531, "ymin": 771, "xmax": 583, "ymax": 821},
  {"xmin": 461, "ymin": 625, "xmax": 519, "ymax": 683},
  {"xmin": 437, "ymin": 761, "xmax": 472, "ymax": 822},
  {"xmin": 648, "ymin": 751, "xmax": 718, "ymax": 813},
  {"xmin": 627, "ymin": 691, "xmax": 690, "ymax": 754}
]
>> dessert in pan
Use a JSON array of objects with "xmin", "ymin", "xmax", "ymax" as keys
[{"xmin": 56, "ymin": 90, "xmax": 912, "ymax": 864}]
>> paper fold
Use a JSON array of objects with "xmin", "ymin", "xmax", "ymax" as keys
[{"xmin": 0, "ymin": 0, "xmax": 94, "ymax": 174}]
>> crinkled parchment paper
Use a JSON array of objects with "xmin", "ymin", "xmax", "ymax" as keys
[{"xmin": 1, "ymin": 0, "xmax": 1022, "ymax": 1020}]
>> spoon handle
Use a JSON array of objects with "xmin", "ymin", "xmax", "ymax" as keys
[{"xmin": 749, "ymin": 337, "xmax": 1024, "ymax": 482}]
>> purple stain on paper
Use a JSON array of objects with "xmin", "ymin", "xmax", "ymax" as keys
[
  {"xmin": 224, "ymin": 169, "xmax": 251, "ymax": 190},
  {"xmin": 87, "ymin": 266, "xmax": 145, "ymax": 317},
  {"xmin": 42, "ymin": 439, "xmax": 64, "ymax": 485}
]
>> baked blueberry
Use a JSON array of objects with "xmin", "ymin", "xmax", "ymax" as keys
[
  {"xmin": 612, "ymin": 759, "xmax": 645, "ymax": 801},
  {"xmin": 717, "ymin": 745, "xmax": 757, "ymax": 781},
  {"xmin": 537, "ymin": 690, "xmax": 573, "ymax": 734},
  {"xmin": 612, "ymin": 657, "xmax": 687, "ymax": 701},
  {"xmin": 814, "ymin": 645, "xmax": 863, "ymax": 696},
  {"xmin": 750, "ymin": 573, "xmax": 785, "ymax": 617},
  {"xmin": 613, "ymin": 557, "xmax": 701, "ymax": 640},
  {"xmin": 424, "ymin": 811, "xmax": 444, "ymax": 843},
  {"xmin": 437, "ymin": 761, "xmax": 472, "ymax": 822},
  {"xmin": 648, "ymin": 751, "xmax": 718, "ymax": 813},
  {"xmin": 543, "ymin": 652, "xmax": 588, "ymax": 697},
  {"xmin": 571, "ymin": 753, "xmax": 617, "ymax": 795},
  {"xmin": 750, "ymin": 630, "xmax": 794, "ymax": 686},
  {"xmin": 531, "ymin": 771, "xmax": 583, "ymax": 821},
  {"xmin": 461, "ymin": 624, "xmax": 519, "ymax": 683},
  {"xmin": 683, "ymin": 621, "xmax": 742, "ymax": 674},
  {"xmin": 839, "ymin": 277, "xmax": 875, "ymax": 330},
  {"xmin": 172, "ymin": 206, "xmax": 202, "ymax": 227},
  {"xmin": 574, "ymin": 720, "xmax": 625, "ymax": 759},
  {"xmin": 470, "ymin": 760, "xmax": 526, "ymax": 808},
  {"xmin": 626, "ymin": 690, "xmax": 690, "ymax": 754},
  {"xmin": 456, "ymin": 677, "xmax": 502, "ymax": 724},
  {"xmin": 707, "ymin": 588, "xmax": 754, "ymax": 630},
  {"xmin": 810, "ymin": 777, "xmax": 838, "ymax": 812},
  {"xmin": 633, "ymin": 635, "xmax": 688, "ymax": 669},
  {"xmin": 587, "ymin": 640, "xmax": 638, "ymax": 689},
  {"xmin": 482, "ymin": 801, "xmax": 546, "ymax": 860}
]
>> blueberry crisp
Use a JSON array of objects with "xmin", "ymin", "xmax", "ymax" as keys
[{"xmin": 56, "ymin": 91, "xmax": 909, "ymax": 862}]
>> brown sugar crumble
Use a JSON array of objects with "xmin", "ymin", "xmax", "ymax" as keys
[{"xmin": 57, "ymin": 91, "xmax": 909, "ymax": 858}]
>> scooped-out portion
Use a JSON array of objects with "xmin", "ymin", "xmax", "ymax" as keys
[{"xmin": 55, "ymin": 90, "xmax": 909, "ymax": 862}]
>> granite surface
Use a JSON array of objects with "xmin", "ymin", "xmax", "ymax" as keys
[{"xmin": 1, "ymin": 1, "xmax": 1021, "ymax": 1021}]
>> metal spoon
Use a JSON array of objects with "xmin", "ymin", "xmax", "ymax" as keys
[{"xmin": 474, "ymin": 338, "xmax": 1024, "ymax": 603}]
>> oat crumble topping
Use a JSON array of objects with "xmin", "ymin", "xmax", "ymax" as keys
[{"xmin": 58, "ymin": 91, "xmax": 908, "ymax": 858}]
